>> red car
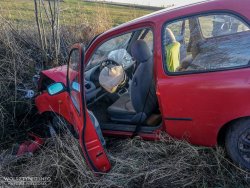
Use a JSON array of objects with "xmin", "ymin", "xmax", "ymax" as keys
[{"xmin": 35, "ymin": 0, "xmax": 250, "ymax": 173}]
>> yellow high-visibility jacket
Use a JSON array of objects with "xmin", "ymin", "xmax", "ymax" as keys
[{"xmin": 165, "ymin": 42, "xmax": 180, "ymax": 72}]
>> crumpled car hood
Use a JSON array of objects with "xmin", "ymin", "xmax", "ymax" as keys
[{"xmin": 41, "ymin": 65, "xmax": 67, "ymax": 85}]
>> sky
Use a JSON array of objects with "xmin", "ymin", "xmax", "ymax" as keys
[{"xmin": 99, "ymin": 0, "xmax": 204, "ymax": 7}]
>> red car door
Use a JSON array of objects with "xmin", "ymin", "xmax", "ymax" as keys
[
  {"xmin": 157, "ymin": 12, "xmax": 250, "ymax": 146},
  {"xmin": 67, "ymin": 44, "xmax": 111, "ymax": 173}
]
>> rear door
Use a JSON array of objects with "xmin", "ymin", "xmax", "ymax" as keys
[
  {"xmin": 67, "ymin": 44, "xmax": 111, "ymax": 173},
  {"xmin": 158, "ymin": 13, "xmax": 250, "ymax": 146}
]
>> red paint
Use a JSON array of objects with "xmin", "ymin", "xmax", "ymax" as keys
[
  {"xmin": 103, "ymin": 130, "xmax": 161, "ymax": 141},
  {"xmin": 35, "ymin": 0, "xmax": 250, "ymax": 173},
  {"xmin": 36, "ymin": 44, "xmax": 111, "ymax": 173},
  {"xmin": 17, "ymin": 133, "xmax": 44, "ymax": 156},
  {"xmin": 41, "ymin": 65, "xmax": 68, "ymax": 85}
]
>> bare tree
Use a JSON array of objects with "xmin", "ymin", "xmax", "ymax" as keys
[{"xmin": 33, "ymin": 0, "xmax": 61, "ymax": 68}]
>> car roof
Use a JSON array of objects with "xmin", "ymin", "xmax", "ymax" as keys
[
  {"xmin": 104, "ymin": 0, "xmax": 249, "ymax": 33},
  {"xmin": 86, "ymin": 0, "xmax": 250, "ymax": 58},
  {"xmin": 119, "ymin": 0, "xmax": 211, "ymax": 26}
]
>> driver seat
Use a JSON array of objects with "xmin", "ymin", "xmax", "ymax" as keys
[{"xmin": 107, "ymin": 40, "xmax": 158, "ymax": 124}]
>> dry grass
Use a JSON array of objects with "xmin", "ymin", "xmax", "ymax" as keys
[
  {"xmin": 0, "ymin": 18, "xmax": 36, "ymax": 143},
  {"xmin": 1, "ymin": 130, "xmax": 250, "ymax": 187},
  {"xmin": 0, "ymin": 2, "xmax": 114, "ymax": 149}
]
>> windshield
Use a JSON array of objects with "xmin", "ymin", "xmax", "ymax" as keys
[{"xmin": 86, "ymin": 33, "xmax": 132, "ymax": 70}]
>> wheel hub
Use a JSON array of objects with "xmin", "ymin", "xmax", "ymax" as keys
[{"xmin": 238, "ymin": 130, "xmax": 250, "ymax": 162}]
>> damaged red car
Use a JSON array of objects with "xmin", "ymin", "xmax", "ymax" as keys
[{"xmin": 35, "ymin": 0, "xmax": 250, "ymax": 172}]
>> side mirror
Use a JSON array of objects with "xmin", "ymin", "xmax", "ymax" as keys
[
  {"xmin": 71, "ymin": 81, "xmax": 80, "ymax": 92},
  {"xmin": 47, "ymin": 83, "xmax": 65, "ymax": 95}
]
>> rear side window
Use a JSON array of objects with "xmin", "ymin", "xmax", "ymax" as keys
[
  {"xmin": 199, "ymin": 15, "xmax": 249, "ymax": 38},
  {"xmin": 162, "ymin": 13, "xmax": 250, "ymax": 74}
]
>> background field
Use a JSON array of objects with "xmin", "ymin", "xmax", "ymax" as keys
[
  {"xmin": 0, "ymin": 1, "xmax": 250, "ymax": 187},
  {"xmin": 0, "ymin": 0, "xmax": 152, "ymax": 26}
]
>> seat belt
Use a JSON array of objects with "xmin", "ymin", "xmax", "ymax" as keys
[{"xmin": 131, "ymin": 76, "xmax": 155, "ymax": 138}]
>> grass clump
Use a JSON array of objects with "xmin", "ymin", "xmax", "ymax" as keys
[
  {"xmin": 0, "ymin": 1, "xmax": 114, "ymax": 148},
  {"xmin": 1, "ymin": 131, "xmax": 250, "ymax": 187}
]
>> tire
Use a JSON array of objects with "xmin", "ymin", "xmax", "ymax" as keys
[{"xmin": 225, "ymin": 119, "xmax": 250, "ymax": 170}]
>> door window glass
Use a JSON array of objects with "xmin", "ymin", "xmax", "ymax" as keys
[
  {"xmin": 68, "ymin": 49, "xmax": 81, "ymax": 112},
  {"xmin": 162, "ymin": 13, "xmax": 250, "ymax": 73},
  {"xmin": 86, "ymin": 33, "xmax": 132, "ymax": 71},
  {"xmin": 139, "ymin": 29, "xmax": 154, "ymax": 51}
]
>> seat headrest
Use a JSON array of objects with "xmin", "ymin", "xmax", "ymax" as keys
[
  {"xmin": 164, "ymin": 28, "xmax": 177, "ymax": 44},
  {"xmin": 131, "ymin": 40, "xmax": 152, "ymax": 63}
]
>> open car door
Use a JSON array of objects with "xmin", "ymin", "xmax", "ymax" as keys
[{"xmin": 67, "ymin": 44, "xmax": 111, "ymax": 173}]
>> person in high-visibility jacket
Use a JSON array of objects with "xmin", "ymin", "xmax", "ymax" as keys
[{"xmin": 165, "ymin": 28, "xmax": 181, "ymax": 72}]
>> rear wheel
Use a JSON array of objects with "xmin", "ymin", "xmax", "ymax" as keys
[{"xmin": 225, "ymin": 119, "xmax": 250, "ymax": 170}]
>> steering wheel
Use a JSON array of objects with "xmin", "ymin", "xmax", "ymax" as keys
[
  {"xmin": 99, "ymin": 59, "xmax": 128, "ymax": 93},
  {"xmin": 99, "ymin": 59, "xmax": 121, "ymax": 71}
]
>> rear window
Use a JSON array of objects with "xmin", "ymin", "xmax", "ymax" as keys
[
  {"xmin": 162, "ymin": 13, "xmax": 250, "ymax": 74},
  {"xmin": 199, "ymin": 14, "xmax": 250, "ymax": 38}
]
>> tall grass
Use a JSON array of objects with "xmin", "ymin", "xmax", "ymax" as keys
[
  {"xmin": 0, "ymin": 2, "xmax": 113, "ymax": 148},
  {"xmin": 0, "ymin": 17, "xmax": 36, "ymax": 143},
  {"xmin": 1, "ymin": 130, "xmax": 250, "ymax": 187}
]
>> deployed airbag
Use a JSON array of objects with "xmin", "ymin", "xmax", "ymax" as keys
[
  {"xmin": 108, "ymin": 49, "xmax": 134, "ymax": 69},
  {"xmin": 99, "ymin": 65, "xmax": 125, "ymax": 93}
]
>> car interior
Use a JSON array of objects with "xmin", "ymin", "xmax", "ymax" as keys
[{"xmin": 84, "ymin": 28, "xmax": 162, "ymax": 133}]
